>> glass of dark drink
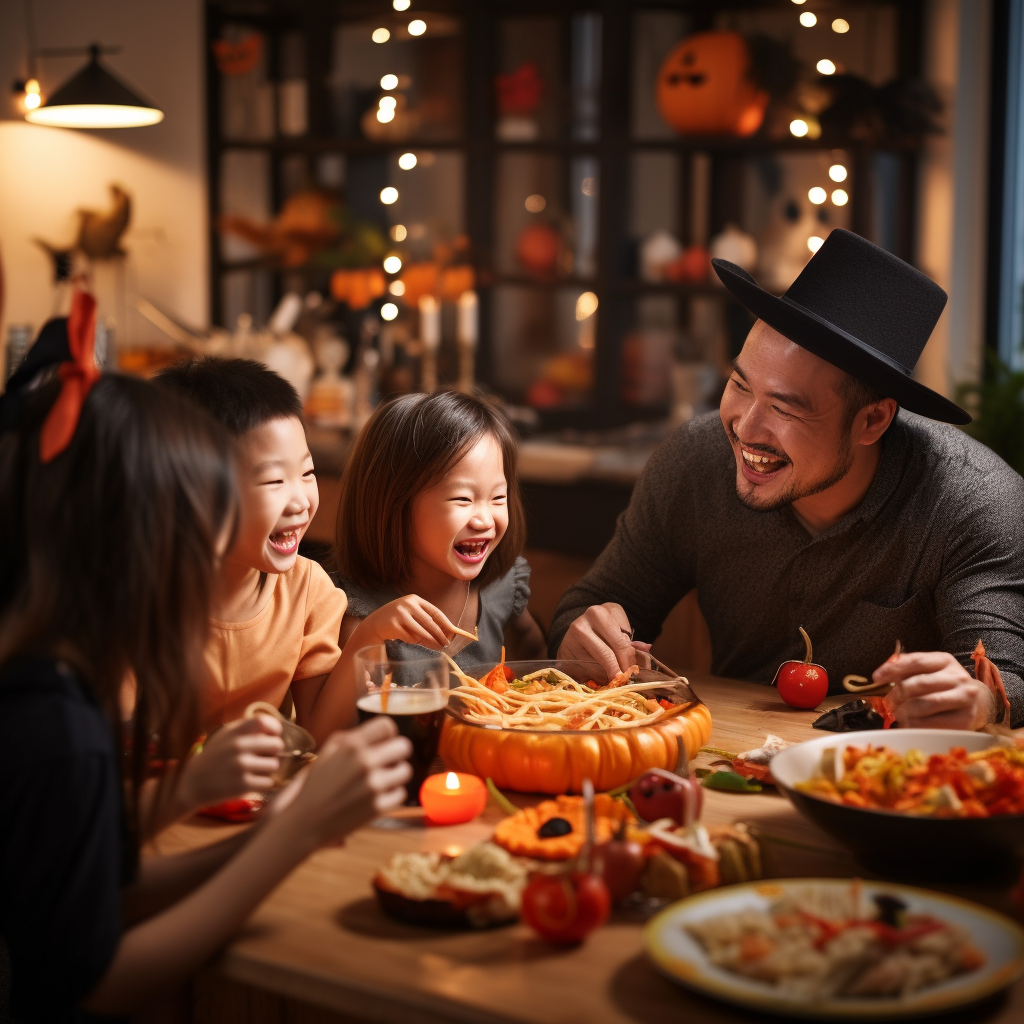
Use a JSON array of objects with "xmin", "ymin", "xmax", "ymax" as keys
[{"xmin": 354, "ymin": 645, "xmax": 450, "ymax": 805}]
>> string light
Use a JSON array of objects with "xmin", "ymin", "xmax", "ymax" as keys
[
  {"xmin": 393, "ymin": 0, "xmax": 411, "ymax": 9},
  {"xmin": 832, "ymin": 19, "xmax": 851, "ymax": 34},
  {"xmin": 575, "ymin": 292, "xmax": 599, "ymax": 320},
  {"xmin": 379, "ymin": 95, "xmax": 397, "ymax": 110},
  {"xmin": 380, "ymin": 187, "xmax": 399, "ymax": 204},
  {"xmin": 816, "ymin": 59, "xmax": 836, "ymax": 75},
  {"xmin": 372, "ymin": 28, "xmax": 390, "ymax": 43},
  {"xmin": 791, "ymin": 0, "xmax": 807, "ymax": 4},
  {"xmin": 383, "ymin": 255, "xmax": 403, "ymax": 274},
  {"xmin": 829, "ymin": 164, "xmax": 848, "ymax": 182},
  {"xmin": 389, "ymin": 280, "xmax": 406, "ymax": 296},
  {"xmin": 790, "ymin": 119, "xmax": 809, "ymax": 137},
  {"xmin": 376, "ymin": 107, "xmax": 395, "ymax": 123},
  {"xmin": 831, "ymin": 189, "xmax": 849, "ymax": 206},
  {"xmin": 800, "ymin": 12, "xmax": 817, "ymax": 27},
  {"xmin": 525, "ymin": 194, "xmax": 546, "ymax": 212},
  {"xmin": 398, "ymin": 152, "xmax": 417, "ymax": 169},
  {"xmin": 408, "ymin": 19, "xmax": 426, "ymax": 36},
  {"xmin": 380, "ymin": 74, "xmax": 399, "ymax": 90},
  {"xmin": 808, "ymin": 187, "xmax": 827, "ymax": 205},
  {"xmin": 381, "ymin": 302, "xmax": 399, "ymax": 320},
  {"xmin": 391, "ymin": 224, "xmax": 408, "ymax": 241},
  {"xmin": 808, "ymin": 236, "xmax": 824, "ymax": 253}
]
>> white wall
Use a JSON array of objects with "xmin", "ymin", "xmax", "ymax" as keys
[
  {"xmin": 916, "ymin": 0, "xmax": 992, "ymax": 394},
  {"xmin": 0, "ymin": 0, "xmax": 206, "ymax": 369}
]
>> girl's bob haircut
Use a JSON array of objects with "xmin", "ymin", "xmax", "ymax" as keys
[{"xmin": 334, "ymin": 389, "xmax": 525, "ymax": 590}]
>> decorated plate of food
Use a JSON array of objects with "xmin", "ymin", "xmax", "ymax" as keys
[
  {"xmin": 770, "ymin": 730, "xmax": 1024, "ymax": 874},
  {"xmin": 439, "ymin": 657, "xmax": 713, "ymax": 793},
  {"xmin": 644, "ymin": 878, "xmax": 1024, "ymax": 1018}
]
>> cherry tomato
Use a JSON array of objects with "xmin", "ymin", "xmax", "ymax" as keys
[
  {"xmin": 597, "ymin": 827, "xmax": 645, "ymax": 903},
  {"xmin": 776, "ymin": 663, "xmax": 829, "ymax": 709},
  {"xmin": 629, "ymin": 768, "xmax": 701, "ymax": 825},
  {"xmin": 521, "ymin": 871, "xmax": 610, "ymax": 944}
]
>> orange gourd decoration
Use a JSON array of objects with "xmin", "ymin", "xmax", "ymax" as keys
[
  {"xmin": 398, "ymin": 262, "xmax": 440, "ymax": 307},
  {"xmin": 439, "ymin": 264, "xmax": 476, "ymax": 302},
  {"xmin": 439, "ymin": 702, "xmax": 712, "ymax": 795},
  {"xmin": 655, "ymin": 31, "xmax": 769, "ymax": 138},
  {"xmin": 329, "ymin": 268, "xmax": 386, "ymax": 310}
]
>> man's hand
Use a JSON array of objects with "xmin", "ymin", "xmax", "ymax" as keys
[
  {"xmin": 873, "ymin": 651, "xmax": 994, "ymax": 731},
  {"xmin": 556, "ymin": 603, "xmax": 640, "ymax": 682}
]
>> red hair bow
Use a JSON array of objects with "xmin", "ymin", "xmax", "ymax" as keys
[{"xmin": 39, "ymin": 290, "xmax": 100, "ymax": 463}]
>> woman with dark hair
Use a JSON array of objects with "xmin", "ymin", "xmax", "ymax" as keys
[
  {"xmin": 315, "ymin": 389, "xmax": 546, "ymax": 733},
  {"xmin": 0, "ymin": 297, "xmax": 412, "ymax": 1023}
]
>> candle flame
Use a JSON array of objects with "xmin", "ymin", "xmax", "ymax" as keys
[{"xmin": 445, "ymin": 772, "xmax": 460, "ymax": 790}]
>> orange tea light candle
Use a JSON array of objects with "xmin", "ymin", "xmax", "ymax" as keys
[{"xmin": 420, "ymin": 771, "xmax": 487, "ymax": 825}]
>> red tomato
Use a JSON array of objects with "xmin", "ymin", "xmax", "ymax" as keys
[
  {"xmin": 521, "ymin": 871, "xmax": 610, "ymax": 944},
  {"xmin": 629, "ymin": 768, "xmax": 701, "ymax": 825},
  {"xmin": 597, "ymin": 831, "xmax": 645, "ymax": 902},
  {"xmin": 776, "ymin": 662, "xmax": 829, "ymax": 709}
]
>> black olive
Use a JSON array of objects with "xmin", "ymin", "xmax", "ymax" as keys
[
  {"xmin": 537, "ymin": 817, "xmax": 573, "ymax": 838},
  {"xmin": 873, "ymin": 894, "xmax": 907, "ymax": 928}
]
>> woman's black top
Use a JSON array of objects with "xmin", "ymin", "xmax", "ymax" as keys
[{"xmin": 0, "ymin": 656, "xmax": 126, "ymax": 1023}]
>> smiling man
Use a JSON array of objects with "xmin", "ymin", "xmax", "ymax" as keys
[{"xmin": 551, "ymin": 229, "xmax": 1024, "ymax": 729}]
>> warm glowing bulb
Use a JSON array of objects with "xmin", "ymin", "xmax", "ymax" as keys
[
  {"xmin": 817, "ymin": 59, "xmax": 836, "ymax": 75},
  {"xmin": 525, "ymin": 194, "xmax": 546, "ymax": 213},
  {"xmin": 372, "ymin": 27, "xmax": 391, "ymax": 43},
  {"xmin": 394, "ymin": 0, "xmax": 411, "ymax": 9},
  {"xmin": 389, "ymin": 280, "xmax": 406, "ymax": 296},
  {"xmin": 791, "ymin": 0, "xmax": 806, "ymax": 4},
  {"xmin": 379, "ymin": 95, "xmax": 397, "ymax": 110},
  {"xmin": 833, "ymin": 18, "xmax": 850, "ymax": 34},
  {"xmin": 398, "ymin": 152, "xmax": 417, "ymax": 169},
  {"xmin": 800, "ymin": 12, "xmax": 817, "ymax": 27},
  {"xmin": 831, "ymin": 189, "xmax": 849, "ymax": 206},
  {"xmin": 23, "ymin": 92, "xmax": 41, "ymax": 110},
  {"xmin": 380, "ymin": 187, "xmax": 399, "ymax": 204},
  {"xmin": 808, "ymin": 235, "xmax": 824, "ymax": 253},
  {"xmin": 383, "ymin": 255, "xmax": 403, "ymax": 274},
  {"xmin": 790, "ymin": 119, "xmax": 809, "ymax": 138},
  {"xmin": 575, "ymin": 291, "xmax": 599, "ymax": 321},
  {"xmin": 408, "ymin": 19, "xmax": 426, "ymax": 36},
  {"xmin": 376, "ymin": 107, "xmax": 395, "ymax": 123},
  {"xmin": 26, "ymin": 103, "xmax": 164, "ymax": 127},
  {"xmin": 445, "ymin": 772, "xmax": 460, "ymax": 790},
  {"xmin": 25, "ymin": 78, "xmax": 40, "ymax": 94},
  {"xmin": 829, "ymin": 164, "xmax": 848, "ymax": 182},
  {"xmin": 381, "ymin": 302, "xmax": 399, "ymax": 320},
  {"xmin": 391, "ymin": 224, "xmax": 407, "ymax": 241},
  {"xmin": 808, "ymin": 186, "xmax": 827, "ymax": 205},
  {"xmin": 380, "ymin": 74, "xmax": 399, "ymax": 91}
]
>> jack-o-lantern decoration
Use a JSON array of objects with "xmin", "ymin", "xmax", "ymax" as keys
[{"xmin": 656, "ymin": 31, "xmax": 769, "ymax": 137}]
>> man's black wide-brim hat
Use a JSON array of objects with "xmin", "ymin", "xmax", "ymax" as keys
[{"xmin": 711, "ymin": 228, "xmax": 970, "ymax": 425}]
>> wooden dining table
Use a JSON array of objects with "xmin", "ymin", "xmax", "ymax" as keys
[{"xmin": 156, "ymin": 674, "xmax": 1024, "ymax": 1024}]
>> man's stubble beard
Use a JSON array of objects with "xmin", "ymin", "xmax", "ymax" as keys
[{"xmin": 735, "ymin": 430, "xmax": 855, "ymax": 513}]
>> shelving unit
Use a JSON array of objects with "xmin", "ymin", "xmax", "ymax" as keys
[{"xmin": 205, "ymin": 0, "xmax": 924, "ymax": 429}]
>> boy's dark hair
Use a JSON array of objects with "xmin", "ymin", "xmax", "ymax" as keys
[
  {"xmin": 334, "ymin": 389, "xmax": 526, "ymax": 591},
  {"xmin": 156, "ymin": 356, "xmax": 303, "ymax": 436}
]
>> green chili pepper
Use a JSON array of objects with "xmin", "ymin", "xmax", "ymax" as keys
[{"xmin": 701, "ymin": 770, "xmax": 763, "ymax": 793}]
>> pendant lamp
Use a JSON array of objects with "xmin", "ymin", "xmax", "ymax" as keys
[{"xmin": 25, "ymin": 44, "xmax": 163, "ymax": 128}]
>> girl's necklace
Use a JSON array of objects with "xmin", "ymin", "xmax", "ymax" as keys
[{"xmin": 445, "ymin": 581, "xmax": 472, "ymax": 649}]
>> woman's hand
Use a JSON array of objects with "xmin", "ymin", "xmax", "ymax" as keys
[
  {"xmin": 360, "ymin": 595, "xmax": 459, "ymax": 650},
  {"xmin": 280, "ymin": 716, "xmax": 411, "ymax": 846},
  {"xmin": 873, "ymin": 651, "xmax": 995, "ymax": 730},
  {"xmin": 177, "ymin": 715, "xmax": 285, "ymax": 811}
]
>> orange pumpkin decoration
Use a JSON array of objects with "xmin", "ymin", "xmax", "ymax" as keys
[
  {"xmin": 515, "ymin": 222, "xmax": 562, "ymax": 278},
  {"xmin": 439, "ymin": 702, "xmax": 712, "ymax": 795},
  {"xmin": 493, "ymin": 794, "xmax": 637, "ymax": 861},
  {"xmin": 439, "ymin": 264, "xmax": 476, "ymax": 302},
  {"xmin": 398, "ymin": 262, "xmax": 440, "ymax": 306},
  {"xmin": 655, "ymin": 31, "xmax": 769, "ymax": 137},
  {"xmin": 329, "ymin": 268, "xmax": 386, "ymax": 310}
]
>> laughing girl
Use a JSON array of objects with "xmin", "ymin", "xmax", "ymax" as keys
[{"xmin": 319, "ymin": 391, "xmax": 546, "ymax": 733}]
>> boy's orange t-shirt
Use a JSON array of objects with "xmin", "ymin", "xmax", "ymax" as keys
[{"xmin": 202, "ymin": 556, "xmax": 347, "ymax": 728}]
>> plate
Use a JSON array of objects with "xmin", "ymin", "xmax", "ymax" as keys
[{"xmin": 644, "ymin": 878, "xmax": 1024, "ymax": 1019}]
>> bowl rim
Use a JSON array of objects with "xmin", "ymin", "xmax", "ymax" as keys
[
  {"xmin": 772, "ymin": 729, "xmax": 1024, "ymax": 823},
  {"xmin": 446, "ymin": 658, "xmax": 699, "ymax": 735}
]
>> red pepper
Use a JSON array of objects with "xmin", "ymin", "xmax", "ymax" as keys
[
  {"xmin": 521, "ymin": 870, "xmax": 610, "ymax": 945},
  {"xmin": 773, "ymin": 626, "xmax": 829, "ymax": 710}
]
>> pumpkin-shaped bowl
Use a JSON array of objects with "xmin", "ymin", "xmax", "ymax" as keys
[{"xmin": 439, "ymin": 660, "xmax": 712, "ymax": 795}]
